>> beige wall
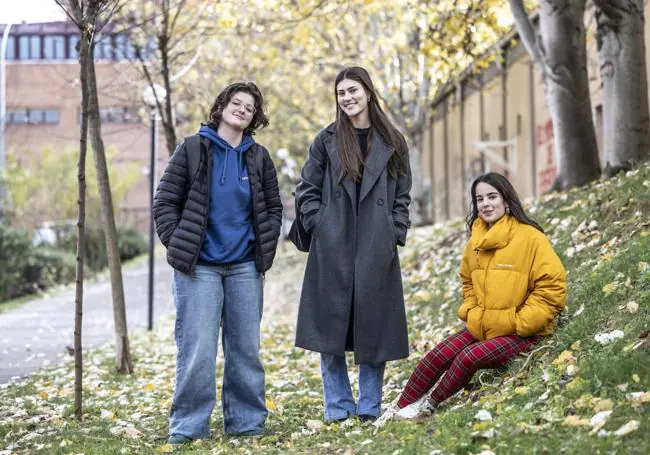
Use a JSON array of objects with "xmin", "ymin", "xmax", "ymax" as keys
[{"xmin": 425, "ymin": 5, "xmax": 650, "ymax": 221}]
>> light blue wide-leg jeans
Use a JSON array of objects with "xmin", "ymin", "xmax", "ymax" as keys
[
  {"xmin": 169, "ymin": 261, "xmax": 266, "ymax": 438},
  {"xmin": 320, "ymin": 353, "xmax": 386, "ymax": 421}
]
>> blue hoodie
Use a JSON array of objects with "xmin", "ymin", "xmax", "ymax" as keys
[{"xmin": 197, "ymin": 125, "xmax": 256, "ymax": 266}]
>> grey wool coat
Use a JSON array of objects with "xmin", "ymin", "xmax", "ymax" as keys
[{"xmin": 295, "ymin": 124, "xmax": 412, "ymax": 364}]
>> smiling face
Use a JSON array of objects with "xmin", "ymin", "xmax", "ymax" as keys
[
  {"xmin": 220, "ymin": 91, "xmax": 256, "ymax": 132},
  {"xmin": 475, "ymin": 181, "xmax": 508, "ymax": 226},
  {"xmin": 336, "ymin": 78, "xmax": 370, "ymax": 127}
]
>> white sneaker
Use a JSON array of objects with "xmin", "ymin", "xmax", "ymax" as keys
[
  {"xmin": 373, "ymin": 404, "xmax": 399, "ymax": 428},
  {"xmin": 394, "ymin": 395, "xmax": 436, "ymax": 421}
]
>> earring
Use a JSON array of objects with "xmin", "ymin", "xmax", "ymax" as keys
[{"xmin": 506, "ymin": 207, "xmax": 510, "ymax": 214}]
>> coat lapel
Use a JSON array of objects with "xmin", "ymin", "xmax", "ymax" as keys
[
  {"xmin": 323, "ymin": 125, "xmax": 356, "ymax": 207},
  {"xmin": 359, "ymin": 137, "xmax": 393, "ymax": 204}
]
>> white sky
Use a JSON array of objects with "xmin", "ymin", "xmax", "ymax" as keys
[{"xmin": 0, "ymin": 0, "xmax": 67, "ymax": 24}]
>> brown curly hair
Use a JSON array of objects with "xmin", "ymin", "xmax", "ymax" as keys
[{"xmin": 206, "ymin": 82, "xmax": 270, "ymax": 135}]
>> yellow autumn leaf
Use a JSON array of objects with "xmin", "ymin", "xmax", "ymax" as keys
[
  {"xmin": 552, "ymin": 350, "xmax": 576, "ymax": 365},
  {"xmin": 39, "ymin": 391, "xmax": 49, "ymax": 399},
  {"xmin": 413, "ymin": 289, "xmax": 432, "ymax": 302},
  {"xmin": 602, "ymin": 283, "xmax": 618, "ymax": 296},
  {"xmin": 592, "ymin": 398, "xmax": 614, "ymax": 412},
  {"xmin": 143, "ymin": 383, "xmax": 155, "ymax": 392},
  {"xmin": 514, "ymin": 386, "xmax": 528, "ymax": 395},
  {"xmin": 266, "ymin": 399, "xmax": 276, "ymax": 411},
  {"xmin": 563, "ymin": 415, "xmax": 590, "ymax": 426}
]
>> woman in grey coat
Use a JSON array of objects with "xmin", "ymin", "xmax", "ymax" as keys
[{"xmin": 295, "ymin": 66, "xmax": 412, "ymax": 422}]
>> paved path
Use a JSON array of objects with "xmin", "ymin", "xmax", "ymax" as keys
[
  {"xmin": 0, "ymin": 259, "xmax": 174, "ymax": 384},
  {"xmin": 0, "ymin": 245, "xmax": 306, "ymax": 385}
]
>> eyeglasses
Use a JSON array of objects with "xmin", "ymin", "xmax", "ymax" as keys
[{"xmin": 229, "ymin": 98, "xmax": 256, "ymax": 115}]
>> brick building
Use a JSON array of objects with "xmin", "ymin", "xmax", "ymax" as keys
[{"xmin": 1, "ymin": 21, "xmax": 166, "ymax": 231}]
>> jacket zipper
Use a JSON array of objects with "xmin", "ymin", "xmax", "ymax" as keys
[{"xmin": 480, "ymin": 250, "xmax": 494, "ymax": 340}]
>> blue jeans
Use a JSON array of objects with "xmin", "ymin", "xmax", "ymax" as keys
[
  {"xmin": 169, "ymin": 262, "xmax": 266, "ymax": 438},
  {"xmin": 320, "ymin": 353, "xmax": 386, "ymax": 421}
]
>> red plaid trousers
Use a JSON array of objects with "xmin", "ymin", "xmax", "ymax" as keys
[{"xmin": 397, "ymin": 329, "xmax": 539, "ymax": 408}]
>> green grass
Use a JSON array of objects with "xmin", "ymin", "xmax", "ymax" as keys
[{"xmin": 1, "ymin": 165, "xmax": 649, "ymax": 454}]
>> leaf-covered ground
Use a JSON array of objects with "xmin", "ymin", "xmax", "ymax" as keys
[{"xmin": 1, "ymin": 164, "xmax": 649, "ymax": 454}]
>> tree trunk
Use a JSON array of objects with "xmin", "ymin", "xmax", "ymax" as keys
[
  {"xmin": 595, "ymin": 0, "xmax": 650, "ymax": 175},
  {"xmin": 73, "ymin": 19, "xmax": 91, "ymax": 423},
  {"xmin": 510, "ymin": 0, "xmax": 601, "ymax": 190},
  {"xmin": 87, "ymin": 43, "xmax": 134, "ymax": 374}
]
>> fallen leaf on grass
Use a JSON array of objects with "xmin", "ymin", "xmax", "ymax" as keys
[
  {"xmin": 100, "ymin": 410, "xmax": 115, "ymax": 421},
  {"xmin": 552, "ymin": 350, "xmax": 577, "ymax": 365},
  {"xmin": 109, "ymin": 426, "xmax": 142, "ymax": 439},
  {"xmin": 589, "ymin": 410, "xmax": 612, "ymax": 433},
  {"xmin": 627, "ymin": 392, "xmax": 650, "ymax": 404},
  {"xmin": 474, "ymin": 410, "xmax": 492, "ymax": 421},
  {"xmin": 563, "ymin": 415, "xmax": 590, "ymax": 426},
  {"xmin": 613, "ymin": 420, "xmax": 640, "ymax": 436},
  {"xmin": 572, "ymin": 304, "xmax": 585, "ymax": 317},
  {"xmin": 602, "ymin": 283, "xmax": 618, "ymax": 296},
  {"xmin": 306, "ymin": 420, "xmax": 323, "ymax": 431},
  {"xmin": 594, "ymin": 330, "xmax": 624, "ymax": 345},
  {"xmin": 626, "ymin": 301, "xmax": 638, "ymax": 314},
  {"xmin": 592, "ymin": 398, "xmax": 614, "ymax": 412}
]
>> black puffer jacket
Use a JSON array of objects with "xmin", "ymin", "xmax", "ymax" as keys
[{"xmin": 153, "ymin": 135, "xmax": 282, "ymax": 274}]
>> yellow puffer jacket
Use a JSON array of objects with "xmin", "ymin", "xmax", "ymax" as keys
[{"xmin": 457, "ymin": 215, "xmax": 566, "ymax": 340}]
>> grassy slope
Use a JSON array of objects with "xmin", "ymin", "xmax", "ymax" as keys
[{"xmin": 0, "ymin": 165, "xmax": 648, "ymax": 454}]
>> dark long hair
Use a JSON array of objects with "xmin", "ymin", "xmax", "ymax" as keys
[
  {"xmin": 206, "ymin": 81, "xmax": 269, "ymax": 135},
  {"xmin": 466, "ymin": 173, "xmax": 544, "ymax": 233},
  {"xmin": 334, "ymin": 66, "xmax": 408, "ymax": 182}
]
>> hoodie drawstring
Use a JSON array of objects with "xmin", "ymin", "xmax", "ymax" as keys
[
  {"xmin": 220, "ymin": 148, "xmax": 229, "ymax": 185},
  {"xmin": 238, "ymin": 150, "xmax": 243, "ymax": 183}
]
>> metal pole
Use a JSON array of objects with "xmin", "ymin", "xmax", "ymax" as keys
[
  {"xmin": 147, "ymin": 109, "xmax": 157, "ymax": 331},
  {"xmin": 0, "ymin": 23, "xmax": 14, "ymax": 215}
]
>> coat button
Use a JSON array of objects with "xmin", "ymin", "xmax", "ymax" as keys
[
  {"xmin": 377, "ymin": 198, "xmax": 384, "ymax": 205},
  {"xmin": 336, "ymin": 190, "xmax": 341, "ymax": 197}
]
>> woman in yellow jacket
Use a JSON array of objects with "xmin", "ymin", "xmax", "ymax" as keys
[{"xmin": 376, "ymin": 172, "xmax": 566, "ymax": 424}]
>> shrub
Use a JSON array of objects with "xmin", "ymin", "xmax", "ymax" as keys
[
  {"xmin": 118, "ymin": 227, "xmax": 148, "ymax": 262},
  {"xmin": 0, "ymin": 223, "xmax": 32, "ymax": 300},
  {"xmin": 57, "ymin": 225, "xmax": 148, "ymax": 271},
  {"xmin": 28, "ymin": 247, "xmax": 77, "ymax": 289}
]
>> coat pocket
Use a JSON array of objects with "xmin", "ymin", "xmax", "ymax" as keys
[
  {"xmin": 482, "ymin": 308, "xmax": 517, "ymax": 339},
  {"xmin": 466, "ymin": 306, "xmax": 484, "ymax": 340}
]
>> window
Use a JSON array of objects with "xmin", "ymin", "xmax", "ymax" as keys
[
  {"xmin": 27, "ymin": 109, "xmax": 44, "ymax": 124},
  {"xmin": 44, "ymin": 35, "xmax": 65, "ymax": 59},
  {"xmin": 7, "ymin": 109, "xmax": 59, "ymax": 125},
  {"xmin": 19, "ymin": 36, "xmax": 29, "ymax": 59},
  {"xmin": 95, "ymin": 35, "xmax": 112, "ymax": 59},
  {"xmin": 114, "ymin": 33, "xmax": 126, "ymax": 60},
  {"xmin": 5, "ymin": 36, "xmax": 15, "ymax": 60},
  {"xmin": 29, "ymin": 35, "xmax": 40, "ymax": 59},
  {"xmin": 8, "ymin": 110, "xmax": 27, "ymax": 124},
  {"xmin": 68, "ymin": 35, "xmax": 79, "ymax": 59},
  {"xmin": 44, "ymin": 110, "xmax": 60, "ymax": 124},
  {"xmin": 17, "ymin": 35, "xmax": 42, "ymax": 59}
]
